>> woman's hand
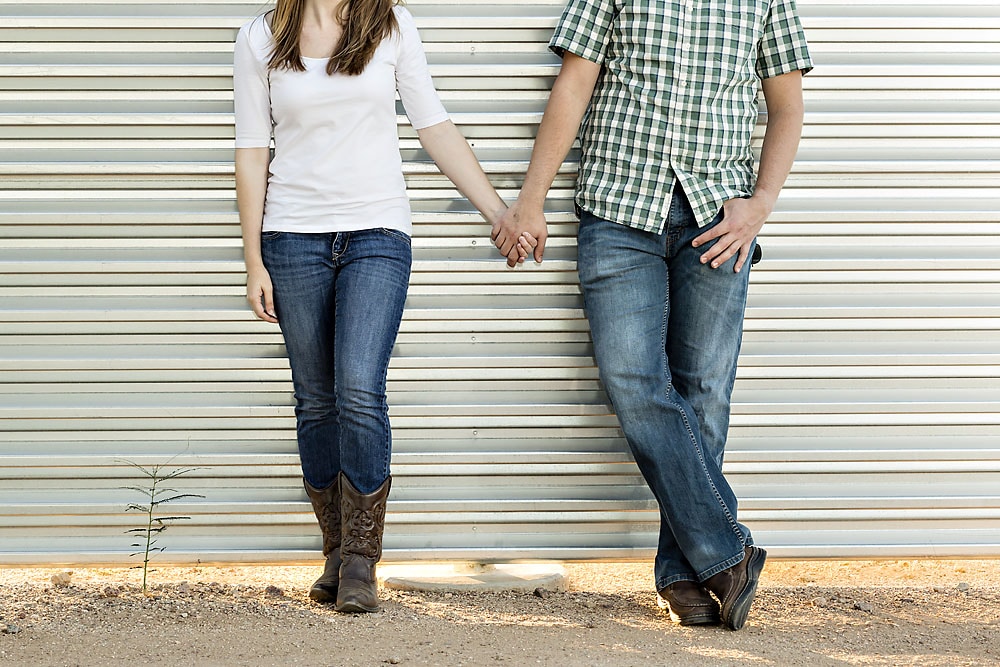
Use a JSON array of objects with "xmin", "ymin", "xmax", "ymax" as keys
[{"xmin": 246, "ymin": 264, "xmax": 278, "ymax": 323}]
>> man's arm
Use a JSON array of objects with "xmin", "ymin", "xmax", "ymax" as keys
[
  {"xmin": 692, "ymin": 69, "xmax": 805, "ymax": 273},
  {"xmin": 493, "ymin": 52, "xmax": 602, "ymax": 263}
]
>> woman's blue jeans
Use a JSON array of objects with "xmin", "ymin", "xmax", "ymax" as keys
[
  {"xmin": 576, "ymin": 186, "xmax": 755, "ymax": 590},
  {"xmin": 262, "ymin": 228, "xmax": 411, "ymax": 495}
]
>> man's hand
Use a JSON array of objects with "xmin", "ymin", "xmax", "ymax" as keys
[
  {"xmin": 691, "ymin": 196, "xmax": 772, "ymax": 273},
  {"xmin": 492, "ymin": 199, "xmax": 548, "ymax": 267},
  {"xmin": 246, "ymin": 265, "xmax": 278, "ymax": 323}
]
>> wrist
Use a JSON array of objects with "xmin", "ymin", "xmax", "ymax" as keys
[
  {"xmin": 485, "ymin": 203, "xmax": 507, "ymax": 227},
  {"xmin": 750, "ymin": 189, "xmax": 778, "ymax": 215},
  {"xmin": 244, "ymin": 258, "xmax": 266, "ymax": 273}
]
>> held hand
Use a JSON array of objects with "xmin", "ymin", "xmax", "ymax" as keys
[
  {"xmin": 246, "ymin": 265, "xmax": 278, "ymax": 323},
  {"xmin": 492, "ymin": 200, "xmax": 548, "ymax": 267},
  {"xmin": 692, "ymin": 196, "xmax": 772, "ymax": 273}
]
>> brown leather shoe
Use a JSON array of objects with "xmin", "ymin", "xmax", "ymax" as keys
[
  {"xmin": 703, "ymin": 546, "xmax": 767, "ymax": 630},
  {"xmin": 657, "ymin": 580, "xmax": 721, "ymax": 626}
]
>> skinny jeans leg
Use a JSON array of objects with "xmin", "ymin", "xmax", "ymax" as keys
[{"xmin": 263, "ymin": 228, "xmax": 411, "ymax": 494}]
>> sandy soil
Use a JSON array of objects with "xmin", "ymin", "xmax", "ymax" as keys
[{"xmin": 1, "ymin": 559, "xmax": 997, "ymax": 666}]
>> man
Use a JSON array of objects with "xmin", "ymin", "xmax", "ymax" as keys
[{"xmin": 493, "ymin": 1, "xmax": 812, "ymax": 630}]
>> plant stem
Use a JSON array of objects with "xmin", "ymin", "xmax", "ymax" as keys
[{"xmin": 142, "ymin": 469, "xmax": 157, "ymax": 594}]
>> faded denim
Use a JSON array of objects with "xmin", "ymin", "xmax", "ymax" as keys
[{"xmin": 576, "ymin": 185, "xmax": 755, "ymax": 590}]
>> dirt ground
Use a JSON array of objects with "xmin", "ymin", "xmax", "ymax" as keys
[{"xmin": 0, "ymin": 559, "xmax": 997, "ymax": 667}]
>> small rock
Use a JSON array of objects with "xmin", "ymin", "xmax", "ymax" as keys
[
  {"xmin": 388, "ymin": 657, "xmax": 402, "ymax": 665},
  {"xmin": 957, "ymin": 582, "xmax": 970, "ymax": 592},
  {"xmin": 50, "ymin": 572, "xmax": 72, "ymax": 588},
  {"xmin": 932, "ymin": 586, "xmax": 947, "ymax": 593},
  {"xmin": 533, "ymin": 587, "xmax": 549, "ymax": 599},
  {"xmin": 264, "ymin": 585, "xmax": 284, "ymax": 597},
  {"xmin": 853, "ymin": 601, "xmax": 874, "ymax": 613},
  {"xmin": 99, "ymin": 586, "xmax": 119, "ymax": 599},
  {"xmin": 2, "ymin": 624, "xmax": 19, "ymax": 635},
  {"xmin": 177, "ymin": 581, "xmax": 191, "ymax": 595},
  {"xmin": 810, "ymin": 596, "xmax": 828, "ymax": 607}
]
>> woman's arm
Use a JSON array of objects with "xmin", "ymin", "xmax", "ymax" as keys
[
  {"xmin": 235, "ymin": 146, "xmax": 277, "ymax": 322},
  {"xmin": 416, "ymin": 120, "xmax": 512, "ymax": 262}
]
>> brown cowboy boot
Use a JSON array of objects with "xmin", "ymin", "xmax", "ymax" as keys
[
  {"xmin": 303, "ymin": 478, "xmax": 342, "ymax": 603},
  {"xmin": 336, "ymin": 472, "xmax": 391, "ymax": 613}
]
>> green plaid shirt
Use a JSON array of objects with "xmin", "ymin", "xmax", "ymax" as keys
[{"xmin": 550, "ymin": 0, "xmax": 813, "ymax": 231}]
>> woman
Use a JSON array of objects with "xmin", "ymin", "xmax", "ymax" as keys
[{"xmin": 233, "ymin": 0, "xmax": 508, "ymax": 613}]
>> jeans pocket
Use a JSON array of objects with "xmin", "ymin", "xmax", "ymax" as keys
[
  {"xmin": 260, "ymin": 230, "xmax": 282, "ymax": 241},
  {"xmin": 378, "ymin": 227, "xmax": 411, "ymax": 244}
]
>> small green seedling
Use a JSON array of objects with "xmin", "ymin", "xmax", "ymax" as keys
[{"xmin": 121, "ymin": 459, "xmax": 205, "ymax": 594}]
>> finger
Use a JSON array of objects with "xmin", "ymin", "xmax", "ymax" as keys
[
  {"xmin": 533, "ymin": 235, "xmax": 547, "ymax": 263},
  {"xmin": 733, "ymin": 245, "xmax": 750, "ymax": 274},
  {"xmin": 497, "ymin": 239, "xmax": 517, "ymax": 257},
  {"xmin": 698, "ymin": 237, "xmax": 728, "ymax": 267},
  {"xmin": 249, "ymin": 294, "xmax": 268, "ymax": 321},
  {"xmin": 261, "ymin": 286, "xmax": 278, "ymax": 321},
  {"xmin": 692, "ymin": 223, "xmax": 728, "ymax": 249},
  {"xmin": 520, "ymin": 232, "xmax": 538, "ymax": 248},
  {"xmin": 705, "ymin": 239, "xmax": 740, "ymax": 270}
]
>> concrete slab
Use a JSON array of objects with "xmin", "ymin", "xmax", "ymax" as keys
[{"xmin": 378, "ymin": 562, "xmax": 568, "ymax": 594}]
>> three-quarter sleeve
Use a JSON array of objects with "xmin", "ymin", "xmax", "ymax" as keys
[
  {"xmin": 394, "ymin": 8, "xmax": 450, "ymax": 130},
  {"xmin": 233, "ymin": 18, "xmax": 273, "ymax": 148}
]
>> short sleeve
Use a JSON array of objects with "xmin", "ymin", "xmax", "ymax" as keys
[
  {"xmin": 548, "ymin": 0, "xmax": 617, "ymax": 64},
  {"xmin": 756, "ymin": 0, "xmax": 814, "ymax": 80},
  {"xmin": 233, "ymin": 17, "xmax": 274, "ymax": 148},
  {"xmin": 394, "ymin": 8, "xmax": 450, "ymax": 130}
]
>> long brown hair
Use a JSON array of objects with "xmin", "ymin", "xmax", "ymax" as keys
[{"xmin": 268, "ymin": 0, "xmax": 400, "ymax": 76}]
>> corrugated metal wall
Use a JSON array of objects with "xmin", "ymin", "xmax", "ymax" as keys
[{"xmin": 1, "ymin": 0, "xmax": 999, "ymax": 565}]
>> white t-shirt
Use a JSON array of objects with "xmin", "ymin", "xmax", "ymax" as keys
[{"xmin": 233, "ymin": 6, "xmax": 449, "ymax": 234}]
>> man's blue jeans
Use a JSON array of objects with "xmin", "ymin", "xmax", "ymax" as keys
[
  {"xmin": 262, "ymin": 228, "xmax": 411, "ymax": 495},
  {"xmin": 576, "ymin": 186, "xmax": 754, "ymax": 591}
]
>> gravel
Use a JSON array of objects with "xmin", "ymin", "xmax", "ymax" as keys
[{"xmin": 0, "ymin": 560, "xmax": 997, "ymax": 666}]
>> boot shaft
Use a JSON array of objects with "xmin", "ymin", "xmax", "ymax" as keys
[
  {"xmin": 339, "ymin": 473, "xmax": 391, "ymax": 561},
  {"xmin": 303, "ymin": 478, "xmax": 341, "ymax": 558}
]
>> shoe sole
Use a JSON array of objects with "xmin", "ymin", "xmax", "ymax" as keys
[
  {"xmin": 725, "ymin": 546, "xmax": 766, "ymax": 630},
  {"xmin": 335, "ymin": 600, "xmax": 379, "ymax": 613},
  {"xmin": 670, "ymin": 610, "xmax": 722, "ymax": 626}
]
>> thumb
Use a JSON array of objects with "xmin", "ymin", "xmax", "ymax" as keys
[{"xmin": 534, "ymin": 235, "xmax": 547, "ymax": 263}]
